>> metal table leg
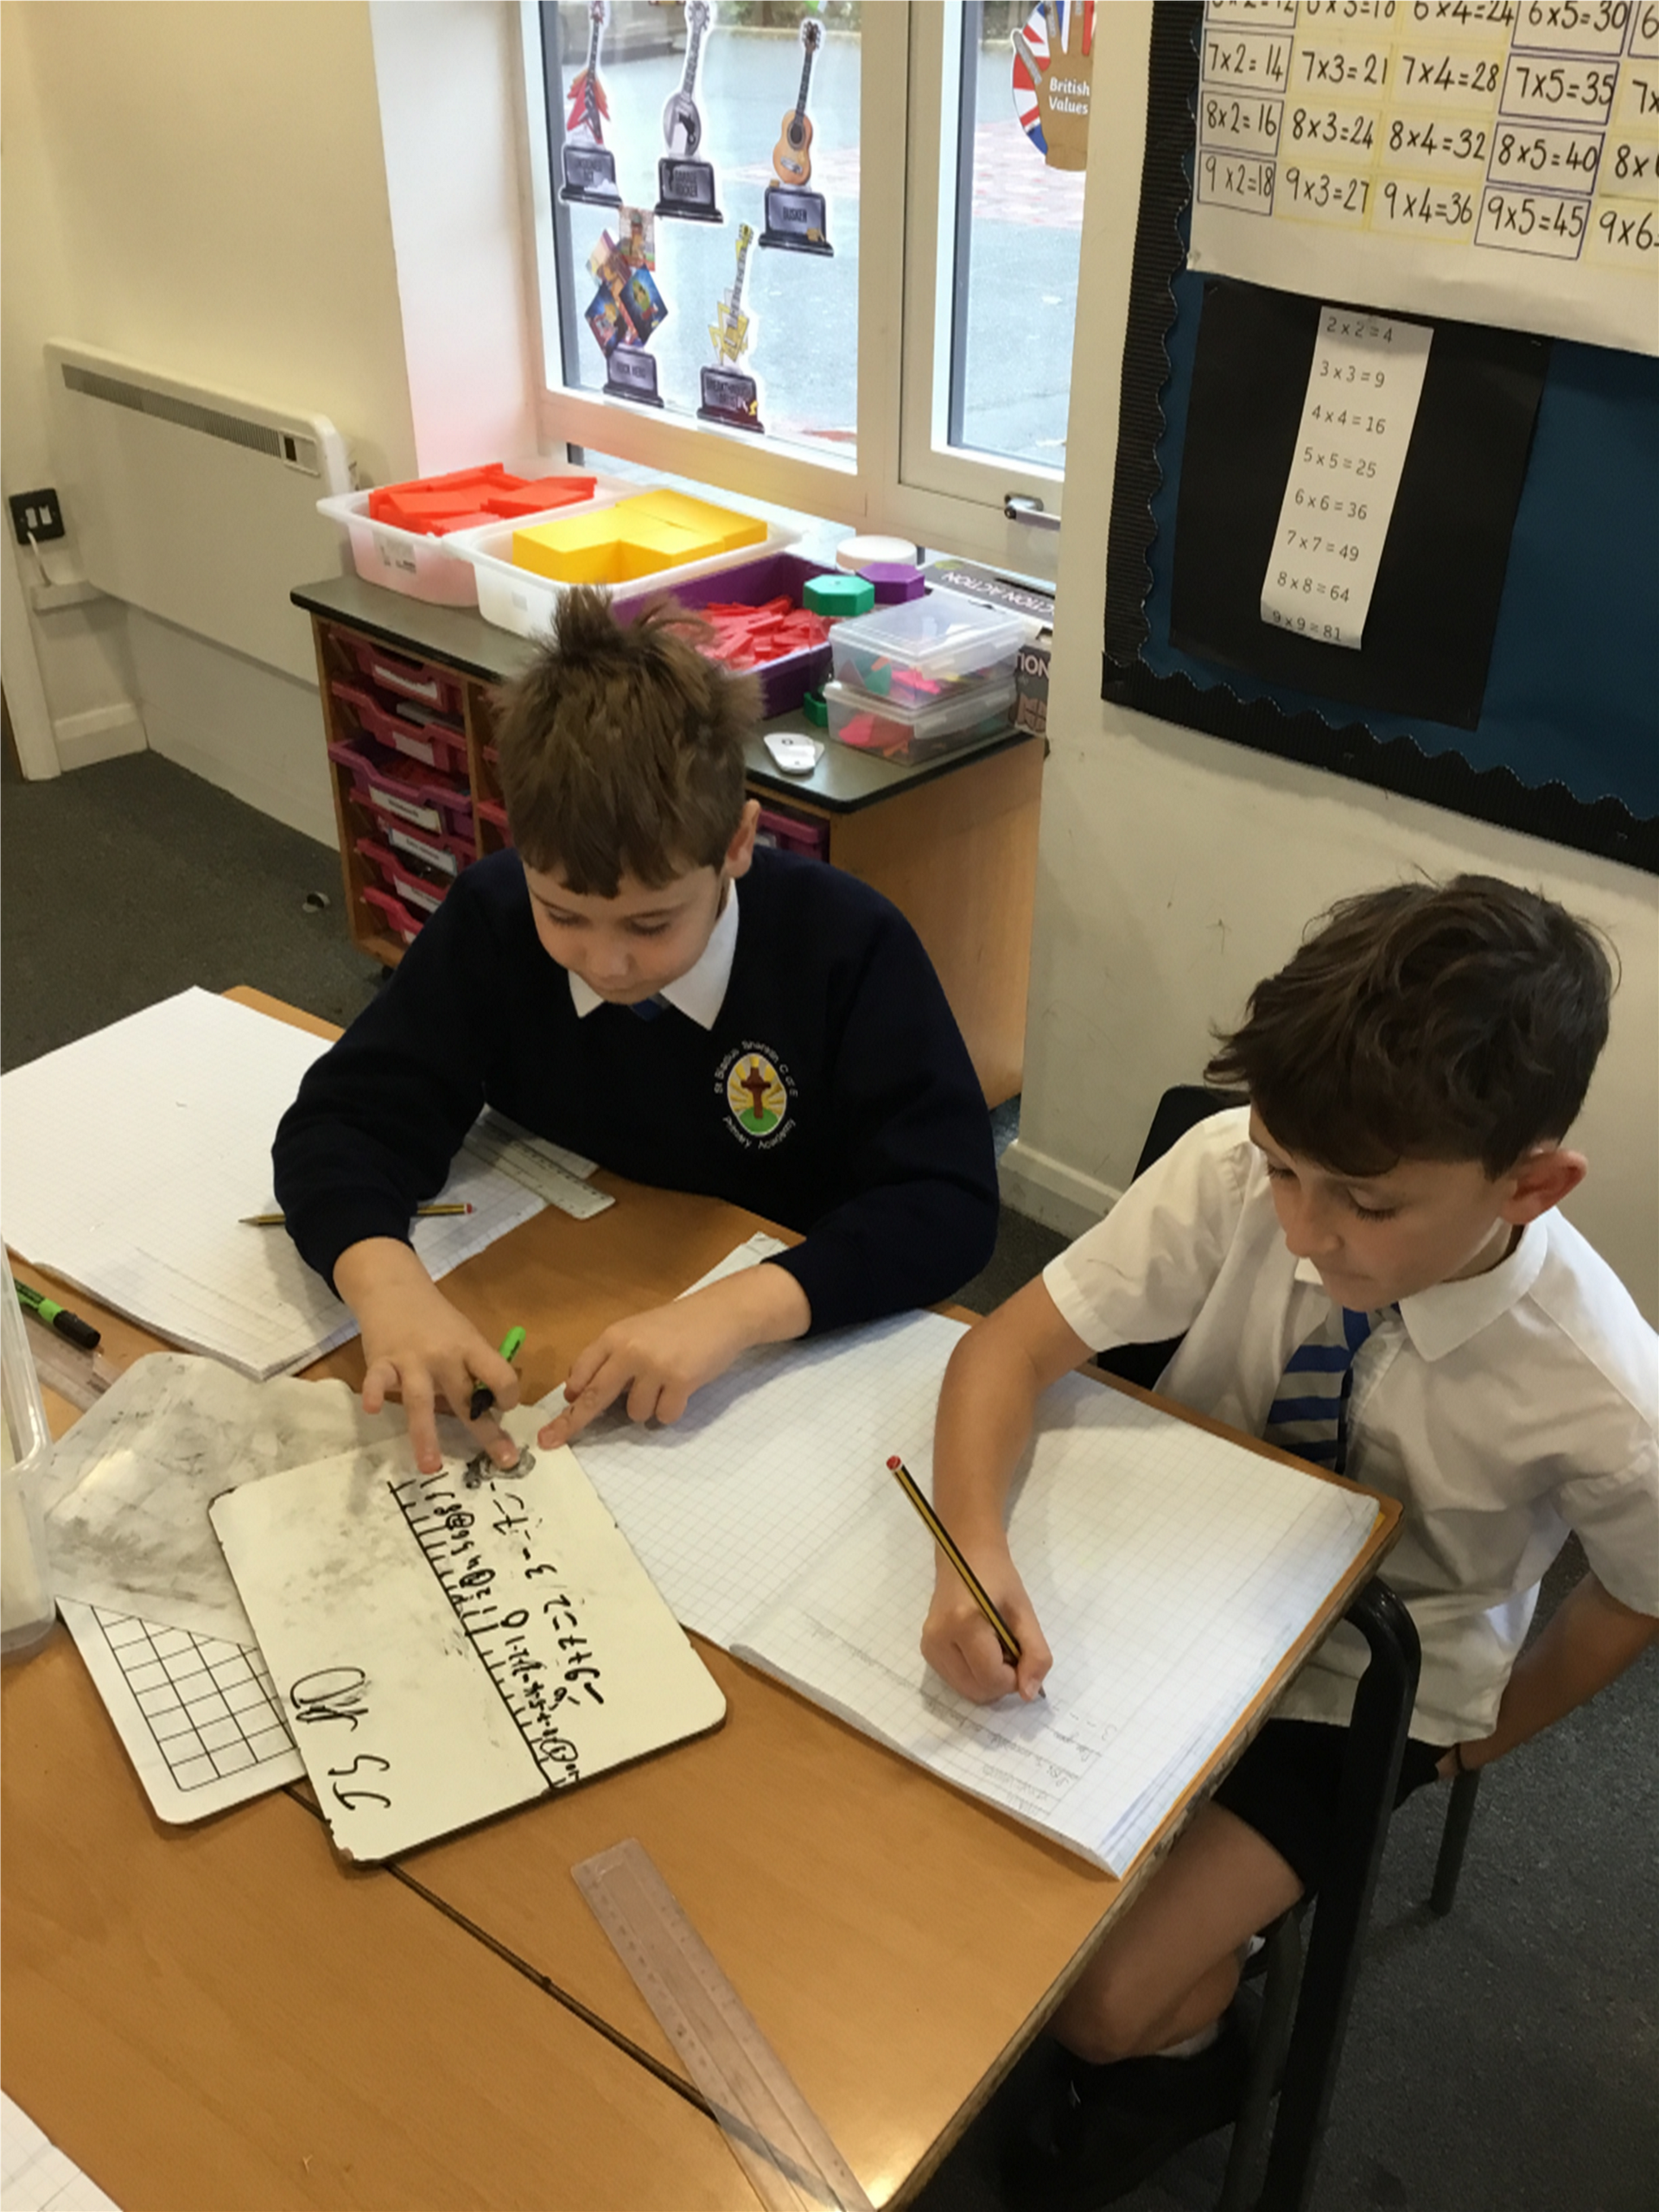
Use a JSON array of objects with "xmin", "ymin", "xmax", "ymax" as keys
[{"xmin": 1255, "ymin": 1577, "xmax": 1421, "ymax": 2212}]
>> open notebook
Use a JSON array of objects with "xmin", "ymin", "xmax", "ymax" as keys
[
  {"xmin": 0, "ymin": 988, "xmax": 543, "ymax": 1378},
  {"xmin": 569, "ymin": 1311, "xmax": 1380, "ymax": 1876}
]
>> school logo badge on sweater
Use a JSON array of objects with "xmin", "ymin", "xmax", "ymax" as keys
[{"xmin": 719, "ymin": 1045, "xmax": 794, "ymax": 1148}]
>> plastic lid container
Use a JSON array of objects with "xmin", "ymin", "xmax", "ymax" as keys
[
  {"xmin": 823, "ymin": 674, "xmax": 1016, "ymax": 763},
  {"xmin": 827, "ymin": 589, "xmax": 1030, "ymax": 707},
  {"xmin": 3, "ymin": 1253, "xmax": 57, "ymax": 1657}
]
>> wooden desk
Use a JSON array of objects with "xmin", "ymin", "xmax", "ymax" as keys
[
  {"xmin": 4, "ymin": 989, "xmax": 1402, "ymax": 2210},
  {"xmin": 2, "ymin": 1643, "xmax": 748, "ymax": 2212},
  {"xmin": 290, "ymin": 574, "xmax": 1044, "ymax": 1107}
]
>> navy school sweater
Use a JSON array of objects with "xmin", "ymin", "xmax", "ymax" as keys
[{"xmin": 273, "ymin": 847, "xmax": 999, "ymax": 1333}]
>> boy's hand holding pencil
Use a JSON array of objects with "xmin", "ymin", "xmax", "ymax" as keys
[{"xmin": 906, "ymin": 1461, "xmax": 1052, "ymax": 1706}]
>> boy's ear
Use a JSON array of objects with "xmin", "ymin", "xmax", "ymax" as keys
[
  {"xmin": 723, "ymin": 799, "xmax": 762, "ymax": 881},
  {"xmin": 1498, "ymin": 1146, "xmax": 1587, "ymax": 1224}
]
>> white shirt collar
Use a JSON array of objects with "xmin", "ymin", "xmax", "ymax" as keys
[
  {"xmin": 567, "ymin": 880, "xmax": 740, "ymax": 1032},
  {"xmin": 1292, "ymin": 1214, "xmax": 1551, "ymax": 1362}
]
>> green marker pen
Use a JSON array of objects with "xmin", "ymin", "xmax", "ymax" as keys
[
  {"xmin": 469, "ymin": 1327, "xmax": 525, "ymax": 1421},
  {"xmin": 16, "ymin": 1281, "xmax": 101, "ymax": 1351}
]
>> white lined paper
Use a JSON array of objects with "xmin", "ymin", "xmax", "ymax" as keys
[{"xmin": 1, "ymin": 989, "xmax": 543, "ymax": 1379}]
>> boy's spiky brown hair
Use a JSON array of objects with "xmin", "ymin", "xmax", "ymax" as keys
[
  {"xmin": 494, "ymin": 585, "xmax": 760, "ymax": 895},
  {"xmin": 1205, "ymin": 875, "xmax": 1614, "ymax": 1178}
]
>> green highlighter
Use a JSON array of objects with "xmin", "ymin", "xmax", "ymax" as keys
[
  {"xmin": 16, "ymin": 1281, "xmax": 101, "ymax": 1351},
  {"xmin": 468, "ymin": 1326, "xmax": 525, "ymax": 1421}
]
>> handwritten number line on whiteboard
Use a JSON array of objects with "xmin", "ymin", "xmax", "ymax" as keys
[{"xmin": 390, "ymin": 1473, "xmax": 586, "ymax": 1787}]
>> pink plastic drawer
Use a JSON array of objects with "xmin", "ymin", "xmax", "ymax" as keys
[
  {"xmin": 329, "ymin": 738, "xmax": 475, "ymax": 840},
  {"xmin": 755, "ymin": 804, "xmax": 829, "ymax": 861},
  {"xmin": 355, "ymin": 836, "xmax": 450, "ymax": 916},
  {"xmin": 343, "ymin": 636, "xmax": 466, "ymax": 718},
  {"xmin": 476, "ymin": 797, "xmax": 512, "ymax": 845},
  {"xmin": 352, "ymin": 802, "xmax": 475, "ymax": 878},
  {"xmin": 332, "ymin": 679, "xmax": 469, "ymax": 776},
  {"xmin": 362, "ymin": 884, "xmax": 425, "ymax": 945}
]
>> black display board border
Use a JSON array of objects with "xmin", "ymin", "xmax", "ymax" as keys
[{"xmin": 1101, "ymin": 2, "xmax": 1657, "ymax": 878}]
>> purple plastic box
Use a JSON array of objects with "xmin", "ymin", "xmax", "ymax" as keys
[{"xmin": 608, "ymin": 550, "xmax": 838, "ymax": 717}]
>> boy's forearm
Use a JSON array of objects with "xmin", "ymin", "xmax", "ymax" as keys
[
  {"xmin": 1463, "ymin": 1572, "xmax": 1658, "ymax": 1769},
  {"xmin": 334, "ymin": 1236, "xmax": 435, "ymax": 1315},
  {"xmin": 931, "ymin": 1325, "xmax": 1050, "ymax": 1551},
  {"xmin": 719, "ymin": 1262, "xmax": 811, "ymax": 1345}
]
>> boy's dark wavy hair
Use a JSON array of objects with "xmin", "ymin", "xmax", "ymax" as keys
[
  {"xmin": 494, "ymin": 584, "xmax": 760, "ymax": 894},
  {"xmin": 1205, "ymin": 875, "xmax": 1614, "ymax": 1179}
]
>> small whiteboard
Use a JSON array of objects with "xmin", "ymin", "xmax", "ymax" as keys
[{"xmin": 212, "ymin": 1413, "xmax": 725, "ymax": 1861}]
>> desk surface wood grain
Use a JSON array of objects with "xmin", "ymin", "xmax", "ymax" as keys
[{"xmin": 1, "ymin": 1637, "xmax": 748, "ymax": 2212}]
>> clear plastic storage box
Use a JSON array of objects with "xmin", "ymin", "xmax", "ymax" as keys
[
  {"xmin": 826, "ymin": 588, "xmax": 1032, "ymax": 708},
  {"xmin": 822, "ymin": 674, "xmax": 1017, "ymax": 764},
  {"xmin": 2, "ymin": 1252, "xmax": 57, "ymax": 1657}
]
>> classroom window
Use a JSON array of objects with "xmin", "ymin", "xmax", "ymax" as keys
[
  {"xmin": 520, "ymin": 1, "xmax": 1077, "ymax": 575},
  {"xmin": 537, "ymin": 1, "xmax": 860, "ymax": 457},
  {"xmin": 938, "ymin": 0, "xmax": 1085, "ymax": 471}
]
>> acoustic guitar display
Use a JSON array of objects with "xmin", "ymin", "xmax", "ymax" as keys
[
  {"xmin": 771, "ymin": 17, "xmax": 823, "ymax": 188},
  {"xmin": 709, "ymin": 225, "xmax": 755, "ymax": 366},
  {"xmin": 566, "ymin": 0, "xmax": 611, "ymax": 146},
  {"xmin": 662, "ymin": 0, "xmax": 710, "ymax": 159}
]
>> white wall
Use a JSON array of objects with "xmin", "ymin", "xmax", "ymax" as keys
[
  {"xmin": 1005, "ymin": 3, "xmax": 1659, "ymax": 1323},
  {"xmin": 0, "ymin": 0, "xmax": 436, "ymax": 839}
]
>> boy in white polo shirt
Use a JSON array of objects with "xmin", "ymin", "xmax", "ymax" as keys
[{"xmin": 918, "ymin": 876, "xmax": 1658, "ymax": 2208}]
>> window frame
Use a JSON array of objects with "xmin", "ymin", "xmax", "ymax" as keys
[{"xmin": 515, "ymin": 0, "xmax": 1066, "ymax": 577}]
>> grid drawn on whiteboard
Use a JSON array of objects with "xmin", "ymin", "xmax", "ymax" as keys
[
  {"xmin": 59, "ymin": 1596, "xmax": 304, "ymax": 1822},
  {"xmin": 732, "ymin": 1377, "xmax": 1377, "ymax": 1870},
  {"xmin": 571, "ymin": 1309, "xmax": 969, "ymax": 1646}
]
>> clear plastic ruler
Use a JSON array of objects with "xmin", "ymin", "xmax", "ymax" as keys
[
  {"xmin": 574, "ymin": 1839, "xmax": 875, "ymax": 2212},
  {"xmin": 463, "ymin": 1108, "xmax": 614, "ymax": 1220}
]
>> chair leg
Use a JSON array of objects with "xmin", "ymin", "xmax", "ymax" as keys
[
  {"xmin": 1430, "ymin": 1768, "xmax": 1482, "ymax": 1917},
  {"xmin": 1218, "ymin": 1912, "xmax": 1304, "ymax": 2212}
]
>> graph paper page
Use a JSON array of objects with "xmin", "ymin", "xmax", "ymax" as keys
[
  {"xmin": 0, "ymin": 988, "xmax": 543, "ymax": 1379},
  {"xmin": 570, "ymin": 1309, "xmax": 968, "ymax": 1645},
  {"xmin": 733, "ymin": 1372, "xmax": 1378, "ymax": 1874},
  {"xmin": 2, "ymin": 2092, "xmax": 121, "ymax": 2212}
]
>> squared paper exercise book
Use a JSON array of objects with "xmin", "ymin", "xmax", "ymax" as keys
[
  {"xmin": 0, "ymin": 988, "xmax": 543, "ymax": 1379},
  {"xmin": 570, "ymin": 1311, "xmax": 1382, "ymax": 1876}
]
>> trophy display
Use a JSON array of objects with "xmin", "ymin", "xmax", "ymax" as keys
[
  {"xmin": 560, "ymin": 0, "xmax": 621, "ymax": 208},
  {"xmin": 760, "ymin": 18, "xmax": 832, "ymax": 255},
  {"xmin": 584, "ymin": 215, "xmax": 668, "ymax": 408},
  {"xmin": 655, "ymin": 2, "xmax": 722, "ymax": 224},
  {"xmin": 698, "ymin": 225, "xmax": 763, "ymax": 434}
]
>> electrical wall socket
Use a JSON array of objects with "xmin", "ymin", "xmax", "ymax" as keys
[{"xmin": 10, "ymin": 489, "xmax": 66, "ymax": 545}]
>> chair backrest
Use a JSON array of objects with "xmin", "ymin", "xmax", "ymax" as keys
[{"xmin": 1090, "ymin": 1084, "xmax": 1245, "ymax": 1392}]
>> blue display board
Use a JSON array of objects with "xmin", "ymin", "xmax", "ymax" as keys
[{"xmin": 1103, "ymin": 5, "xmax": 1657, "ymax": 875}]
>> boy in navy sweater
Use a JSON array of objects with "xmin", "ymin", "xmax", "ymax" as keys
[{"xmin": 275, "ymin": 587, "xmax": 997, "ymax": 1475}]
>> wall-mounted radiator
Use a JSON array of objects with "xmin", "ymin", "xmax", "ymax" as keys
[{"xmin": 44, "ymin": 340, "xmax": 352, "ymax": 684}]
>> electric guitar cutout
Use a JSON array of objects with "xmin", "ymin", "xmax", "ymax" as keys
[
  {"xmin": 662, "ymin": 0, "xmax": 710, "ymax": 159},
  {"xmin": 771, "ymin": 17, "xmax": 823, "ymax": 188},
  {"xmin": 709, "ymin": 224, "xmax": 754, "ymax": 365},
  {"xmin": 566, "ymin": 0, "xmax": 611, "ymax": 146}
]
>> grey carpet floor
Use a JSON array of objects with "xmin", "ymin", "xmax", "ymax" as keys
[{"xmin": 3, "ymin": 751, "xmax": 1654, "ymax": 2211}]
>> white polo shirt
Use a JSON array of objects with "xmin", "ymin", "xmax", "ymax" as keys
[{"xmin": 1042, "ymin": 1109, "xmax": 1659, "ymax": 1746}]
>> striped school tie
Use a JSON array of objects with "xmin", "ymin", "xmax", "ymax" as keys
[
  {"xmin": 1264, "ymin": 1306, "xmax": 1376, "ymax": 1475},
  {"xmin": 627, "ymin": 994, "xmax": 668, "ymax": 1021}
]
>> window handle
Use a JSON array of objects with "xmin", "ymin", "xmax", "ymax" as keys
[{"xmin": 1003, "ymin": 493, "xmax": 1061, "ymax": 533}]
